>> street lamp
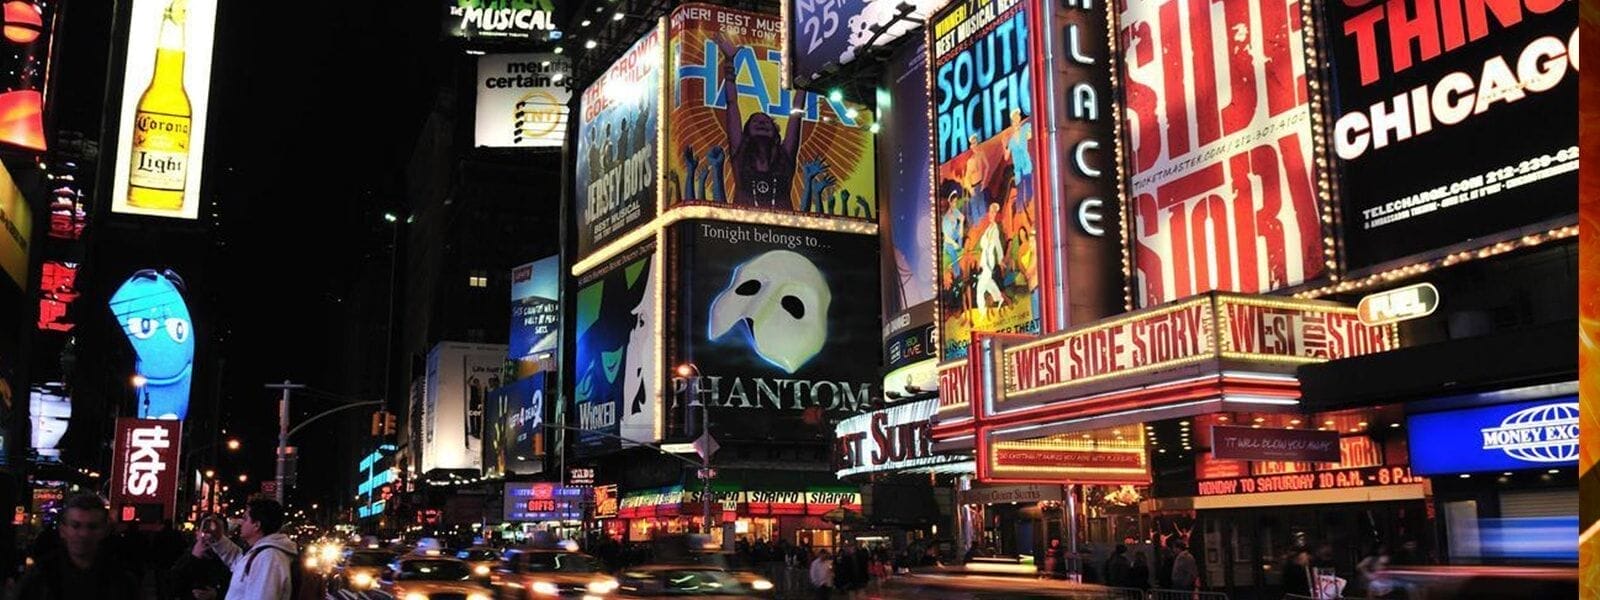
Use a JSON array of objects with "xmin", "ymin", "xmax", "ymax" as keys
[
  {"xmin": 238, "ymin": 473, "xmax": 248, "ymax": 483},
  {"xmin": 226, "ymin": 438, "xmax": 241, "ymax": 451},
  {"xmin": 675, "ymin": 363, "xmax": 714, "ymax": 536}
]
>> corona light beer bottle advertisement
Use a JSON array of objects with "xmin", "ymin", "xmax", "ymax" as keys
[{"xmin": 110, "ymin": 0, "xmax": 216, "ymax": 220}]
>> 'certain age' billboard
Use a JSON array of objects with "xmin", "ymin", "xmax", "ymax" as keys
[
  {"xmin": 671, "ymin": 221, "xmax": 878, "ymax": 441},
  {"xmin": 574, "ymin": 243, "xmax": 658, "ymax": 455},
  {"xmin": 110, "ymin": 269, "xmax": 193, "ymax": 420},
  {"xmin": 931, "ymin": 0, "xmax": 1042, "ymax": 361},
  {"xmin": 667, "ymin": 4, "xmax": 876, "ymax": 219},
  {"xmin": 576, "ymin": 26, "xmax": 662, "ymax": 259}
]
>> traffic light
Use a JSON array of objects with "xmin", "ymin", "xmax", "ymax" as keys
[
  {"xmin": 383, "ymin": 412, "xmax": 397, "ymax": 436},
  {"xmin": 370, "ymin": 412, "xmax": 382, "ymax": 436}
]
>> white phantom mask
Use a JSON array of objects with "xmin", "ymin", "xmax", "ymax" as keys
[{"xmin": 708, "ymin": 250, "xmax": 831, "ymax": 373}]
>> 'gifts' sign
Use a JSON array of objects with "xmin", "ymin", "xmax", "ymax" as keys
[
  {"xmin": 110, "ymin": 418, "xmax": 181, "ymax": 522},
  {"xmin": 1211, "ymin": 426, "xmax": 1340, "ymax": 462}
]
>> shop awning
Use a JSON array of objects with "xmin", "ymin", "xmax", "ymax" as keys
[{"xmin": 1297, "ymin": 319, "xmax": 1575, "ymax": 409}]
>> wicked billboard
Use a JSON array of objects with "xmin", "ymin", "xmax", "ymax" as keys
[
  {"xmin": 931, "ymin": 0, "xmax": 1044, "ymax": 361},
  {"xmin": 666, "ymin": 4, "xmax": 876, "ymax": 219},
  {"xmin": 574, "ymin": 243, "xmax": 659, "ymax": 454},
  {"xmin": 670, "ymin": 221, "xmax": 878, "ymax": 441},
  {"xmin": 1322, "ymin": 0, "xmax": 1576, "ymax": 272}
]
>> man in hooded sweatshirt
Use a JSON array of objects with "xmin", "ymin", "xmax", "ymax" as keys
[{"xmin": 195, "ymin": 498, "xmax": 298, "ymax": 600}]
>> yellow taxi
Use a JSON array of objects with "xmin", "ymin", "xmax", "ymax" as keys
[
  {"xmin": 380, "ymin": 556, "xmax": 494, "ymax": 600},
  {"xmin": 335, "ymin": 548, "xmax": 396, "ymax": 593},
  {"xmin": 490, "ymin": 547, "xmax": 618, "ymax": 599},
  {"xmin": 457, "ymin": 546, "xmax": 504, "ymax": 580}
]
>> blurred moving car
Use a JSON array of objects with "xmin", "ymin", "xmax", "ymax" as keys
[
  {"xmin": 1382, "ymin": 565, "xmax": 1576, "ymax": 599},
  {"xmin": 381, "ymin": 556, "xmax": 493, "ymax": 600},
  {"xmin": 457, "ymin": 546, "xmax": 504, "ymax": 580},
  {"xmin": 614, "ymin": 565, "xmax": 774, "ymax": 598},
  {"xmin": 490, "ymin": 547, "xmax": 618, "ymax": 599},
  {"xmin": 334, "ymin": 548, "xmax": 397, "ymax": 593},
  {"xmin": 879, "ymin": 563, "xmax": 1138, "ymax": 599}
]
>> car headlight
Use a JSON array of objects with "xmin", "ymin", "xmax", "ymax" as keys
[
  {"xmin": 320, "ymin": 545, "xmax": 341, "ymax": 562},
  {"xmin": 751, "ymin": 579, "xmax": 774, "ymax": 591},
  {"xmin": 532, "ymin": 580, "xmax": 560, "ymax": 595},
  {"xmin": 586, "ymin": 578, "xmax": 619, "ymax": 594},
  {"xmin": 405, "ymin": 593, "xmax": 428, "ymax": 600},
  {"xmin": 304, "ymin": 557, "xmax": 319, "ymax": 569},
  {"xmin": 468, "ymin": 594, "xmax": 491, "ymax": 600},
  {"xmin": 351, "ymin": 572, "xmax": 373, "ymax": 588},
  {"xmin": 474, "ymin": 564, "xmax": 490, "ymax": 576}
]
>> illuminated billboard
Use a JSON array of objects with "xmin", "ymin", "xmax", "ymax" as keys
[
  {"xmin": 443, "ymin": 0, "xmax": 560, "ymax": 42},
  {"xmin": 1322, "ymin": 0, "xmax": 1576, "ymax": 272},
  {"xmin": 784, "ymin": 0, "xmax": 941, "ymax": 87},
  {"xmin": 0, "ymin": 160, "xmax": 30, "ymax": 289},
  {"xmin": 37, "ymin": 261, "xmax": 77, "ymax": 332},
  {"xmin": 476, "ymin": 53, "xmax": 569, "ymax": 148},
  {"xmin": 834, "ymin": 398, "xmax": 966, "ymax": 478},
  {"xmin": 0, "ymin": 0, "xmax": 55, "ymax": 151},
  {"xmin": 930, "ymin": 0, "xmax": 1042, "ymax": 360},
  {"xmin": 484, "ymin": 373, "xmax": 545, "ymax": 476},
  {"xmin": 670, "ymin": 221, "xmax": 877, "ymax": 441},
  {"xmin": 420, "ymin": 342, "xmax": 507, "ymax": 472},
  {"xmin": 110, "ymin": 418, "xmax": 181, "ymax": 523},
  {"xmin": 666, "ymin": 4, "xmax": 876, "ymax": 219},
  {"xmin": 878, "ymin": 41, "xmax": 935, "ymax": 395},
  {"xmin": 576, "ymin": 26, "xmax": 662, "ymax": 259},
  {"xmin": 110, "ymin": 0, "xmax": 217, "ymax": 220},
  {"xmin": 509, "ymin": 256, "xmax": 560, "ymax": 364},
  {"xmin": 29, "ymin": 383, "xmax": 68, "ymax": 462},
  {"xmin": 503, "ymin": 482, "xmax": 585, "ymax": 522},
  {"xmin": 109, "ymin": 269, "xmax": 193, "ymax": 420},
  {"xmin": 1117, "ymin": 0, "xmax": 1327, "ymax": 306},
  {"xmin": 573, "ymin": 243, "xmax": 658, "ymax": 454},
  {"xmin": 1409, "ymin": 397, "xmax": 1578, "ymax": 476}
]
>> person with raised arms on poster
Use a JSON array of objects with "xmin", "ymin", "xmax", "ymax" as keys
[{"xmin": 715, "ymin": 34, "xmax": 806, "ymax": 209}]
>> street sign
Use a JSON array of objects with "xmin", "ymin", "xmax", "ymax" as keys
[{"xmin": 693, "ymin": 433, "xmax": 719, "ymax": 463}]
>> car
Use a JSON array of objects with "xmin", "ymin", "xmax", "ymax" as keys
[
  {"xmin": 334, "ymin": 549, "xmax": 397, "ymax": 593},
  {"xmin": 380, "ymin": 556, "xmax": 494, "ymax": 600},
  {"xmin": 878, "ymin": 562, "xmax": 1143, "ymax": 599},
  {"xmin": 457, "ymin": 546, "xmax": 504, "ymax": 580},
  {"xmin": 489, "ymin": 547, "xmax": 618, "ymax": 599},
  {"xmin": 613, "ymin": 565, "xmax": 775, "ymax": 598}
]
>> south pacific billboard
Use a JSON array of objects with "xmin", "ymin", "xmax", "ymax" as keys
[
  {"xmin": 671, "ymin": 221, "xmax": 879, "ymax": 441},
  {"xmin": 574, "ymin": 243, "xmax": 658, "ymax": 454},
  {"xmin": 667, "ymin": 4, "xmax": 876, "ymax": 219},
  {"xmin": 879, "ymin": 40, "xmax": 936, "ymax": 393},
  {"xmin": 931, "ymin": 0, "xmax": 1043, "ymax": 361},
  {"xmin": 577, "ymin": 26, "xmax": 662, "ymax": 259},
  {"xmin": 1118, "ymin": 0, "xmax": 1327, "ymax": 306},
  {"xmin": 1322, "ymin": 0, "xmax": 1577, "ymax": 272}
]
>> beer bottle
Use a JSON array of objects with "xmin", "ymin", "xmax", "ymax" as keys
[{"xmin": 127, "ymin": 0, "xmax": 191, "ymax": 210}]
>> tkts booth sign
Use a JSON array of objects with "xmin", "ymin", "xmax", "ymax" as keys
[
  {"xmin": 933, "ymin": 293, "xmax": 1397, "ymax": 483},
  {"xmin": 110, "ymin": 418, "xmax": 181, "ymax": 523}
]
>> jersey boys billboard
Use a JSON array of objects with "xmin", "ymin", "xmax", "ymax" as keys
[
  {"xmin": 671, "ymin": 222, "xmax": 878, "ymax": 441},
  {"xmin": 574, "ymin": 243, "xmax": 658, "ymax": 454},
  {"xmin": 577, "ymin": 27, "xmax": 662, "ymax": 259},
  {"xmin": 1118, "ymin": 0, "xmax": 1326, "ymax": 306},
  {"xmin": 667, "ymin": 4, "xmax": 876, "ymax": 219},
  {"xmin": 931, "ymin": 0, "xmax": 1043, "ymax": 360},
  {"xmin": 1324, "ymin": 0, "xmax": 1577, "ymax": 271}
]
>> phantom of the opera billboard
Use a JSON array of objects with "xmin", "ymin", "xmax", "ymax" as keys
[
  {"xmin": 577, "ymin": 26, "xmax": 662, "ymax": 259},
  {"xmin": 1117, "ymin": 0, "xmax": 1328, "ymax": 306},
  {"xmin": 669, "ymin": 221, "xmax": 879, "ymax": 441},
  {"xmin": 1322, "ymin": 0, "xmax": 1577, "ymax": 272},
  {"xmin": 666, "ymin": 4, "xmax": 877, "ymax": 220},
  {"xmin": 574, "ymin": 243, "xmax": 659, "ymax": 454},
  {"xmin": 931, "ymin": 0, "xmax": 1043, "ymax": 361}
]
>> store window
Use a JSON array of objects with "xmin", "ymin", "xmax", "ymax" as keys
[{"xmin": 796, "ymin": 528, "xmax": 837, "ymax": 553}]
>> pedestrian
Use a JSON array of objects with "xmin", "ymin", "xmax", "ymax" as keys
[
  {"xmin": 809, "ymin": 549, "xmax": 834, "ymax": 600},
  {"xmin": 963, "ymin": 541, "xmax": 980, "ymax": 563},
  {"xmin": 11, "ymin": 493, "xmax": 141, "ymax": 600},
  {"xmin": 1171, "ymin": 540, "xmax": 1199, "ymax": 591},
  {"xmin": 197, "ymin": 498, "xmax": 298, "ymax": 600},
  {"xmin": 1127, "ymin": 551, "xmax": 1151, "ymax": 589},
  {"xmin": 1281, "ymin": 550, "xmax": 1312, "ymax": 598},
  {"xmin": 168, "ymin": 525, "xmax": 230, "ymax": 600},
  {"xmin": 1157, "ymin": 540, "xmax": 1176, "ymax": 588},
  {"xmin": 1356, "ymin": 543, "xmax": 1393, "ymax": 598},
  {"xmin": 1103, "ymin": 544, "xmax": 1130, "ymax": 588},
  {"xmin": 1042, "ymin": 538, "xmax": 1060, "ymax": 578}
]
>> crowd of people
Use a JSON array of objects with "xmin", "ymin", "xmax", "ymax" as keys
[{"xmin": 3, "ymin": 493, "xmax": 300, "ymax": 600}]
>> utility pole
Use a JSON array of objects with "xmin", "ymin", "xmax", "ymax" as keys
[{"xmin": 265, "ymin": 380, "xmax": 304, "ymax": 504}]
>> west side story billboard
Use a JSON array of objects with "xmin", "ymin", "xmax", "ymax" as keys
[
  {"xmin": 1322, "ymin": 0, "xmax": 1576, "ymax": 272},
  {"xmin": 420, "ymin": 342, "xmax": 507, "ymax": 472},
  {"xmin": 1118, "ymin": 0, "xmax": 1327, "ymax": 306},
  {"xmin": 576, "ymin": 26, "xmax": 662, "ymax": 259}
]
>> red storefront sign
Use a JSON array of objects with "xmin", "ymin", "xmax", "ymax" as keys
[
  {"xmin": 1196, "ymin": 465, "xmax": 1425, "ymax": 497},
  {"xmin": 1211, "ymin": 426, "xmax": 1341, "ymax": 462},
  {"xmin": 109, "ymin": 418, "xmax": 181, "ymax": 523}
]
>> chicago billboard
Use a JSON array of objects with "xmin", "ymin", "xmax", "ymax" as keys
[
  {"xmin": 671, "ymin": 221, "xmax": 878, "ymax": 441},
  {"xmin": 420, "ymin": 342, "xmax": 507, "ymax": 472},
  {"xmin": 574, "ymin": 243, "xmax": 658, "ymax": 454},
  {"xmin": 1118, "ymin": 0, "xmax": 1326, "ymax": 306},
  {"xmin": 577, "ymin": 26, "xmax": 662, "ymax": 259},
  {"xmin": 475, "ymin": 53, "xmax": 569, "ymax": 148},
  {"xmin": 931, "ymin": 0, "xmax": 1043, "ymax": 360},
  {"xmin": 1323, "ymin": 0, "xmax": 1576, "ymax": 271},
  {"xmin": 111, "ymin": 0, "xmax": 217, "ymax": 220},
  {"xmin": 666, "ymin": 4, "xmax": 876, "ymax": 219}
]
